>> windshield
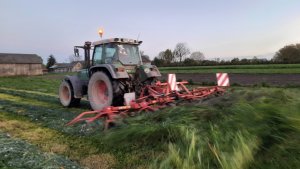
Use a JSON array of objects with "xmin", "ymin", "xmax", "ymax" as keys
[{"xmin": 117, "ymin": 44, "xmax": 141, "ymax": 65}]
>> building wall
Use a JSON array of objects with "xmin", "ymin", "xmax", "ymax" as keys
[
  {"xmin": 54, "ymin": 67, "xmax": 71, "ymax": 73},
  {"xmin": 72, "ymin": 62, "xmax": 83, "ymax": 72},
  {"xmin": 0, "ymin": 64, "xmax": 43, "ymax": 76}
]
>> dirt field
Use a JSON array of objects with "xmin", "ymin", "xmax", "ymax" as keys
[{"xmin": 160, "ymin": 73, "xmax": 300, "ymax": 86}]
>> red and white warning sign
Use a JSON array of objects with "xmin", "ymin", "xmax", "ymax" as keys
[
  {"xmin": 216, "ymin": 73, "xmax": 230, "ymax": 86},
  {"xmin": 168, "ymin": 74, "xmax": 179, "ymax": 91}
]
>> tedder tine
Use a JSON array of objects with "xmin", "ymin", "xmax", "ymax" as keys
[{"xmin": 66, "ymin": 110, "xmax": 101, "ymax": 126}]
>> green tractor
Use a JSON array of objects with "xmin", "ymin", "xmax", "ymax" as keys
[{"xmin": 58, "ymin": 38, "xmax": 161, "ymax": 110}]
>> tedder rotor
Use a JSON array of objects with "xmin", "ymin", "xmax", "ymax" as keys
[{"xmin": 59, "ymin": 33, "xmax": 227, "ymax": 130}]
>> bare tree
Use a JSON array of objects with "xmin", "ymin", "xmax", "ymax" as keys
[
  {"xmin": 190, "ymin": 51, "xmax": 205, "ymax": 61},
  {"xmin": 173, "ymin": 43, "xmax": 190, "ymax": 63}
]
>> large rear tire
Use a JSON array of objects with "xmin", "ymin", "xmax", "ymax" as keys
[
  {"xmin": 59, "ymin": 80, "xmax": 81, "ymax": 107},
  {"xmin": 88, "ymin": 72, "xmax": 113, "ymax": 110}
]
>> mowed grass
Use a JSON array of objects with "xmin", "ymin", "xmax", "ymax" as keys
[
  {"xmin": 0, "ymin": 73, "xmax": 300, "ymax": 169},
  {"xmin": 159, "ymin": 64, "xmax": 300, "ymax": 73}
]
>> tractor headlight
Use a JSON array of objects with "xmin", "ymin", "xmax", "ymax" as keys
[{"xmin": 144, "ymin": 68, "xmax": 150, "ymax": 73}]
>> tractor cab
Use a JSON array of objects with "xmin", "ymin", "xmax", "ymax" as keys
[{"xmin": 92, "ymin": 38, "xmax": 142, "ymax": 66}]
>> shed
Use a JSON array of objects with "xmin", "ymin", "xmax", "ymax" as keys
[
  {"xmin": 0, "ymin": 53, "xmax": 43, "ymax": 76},
  {"xmin": 50, "ymin": 61, "xmax": 85, "ymax": 73}
]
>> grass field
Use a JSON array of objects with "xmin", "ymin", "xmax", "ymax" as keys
[
  {"xmin": 0, "ymin": 73, "xmax": 299, "ymax": 169},
  {"xmin": 159, "ymin": 64, "xmax": 300, "ymax": 73}
]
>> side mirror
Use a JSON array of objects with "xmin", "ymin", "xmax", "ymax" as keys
[{"xmin": 74, "ymin": 47, "xmax": 79, "ymax": 57}]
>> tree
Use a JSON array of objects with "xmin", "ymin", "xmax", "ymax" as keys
[
  {"xmin": 155, "ymin": 49, "xmax": 174, "ymax": 66},
  {"xmin": 173, "ymin": 43, "xmax": 190, "ymax": 63},
  {"xmin": 158, "ymin": 51, "xmax": 165, "ymax": 59},
  {"xmin": 231, "ymin": 58, "xmax": 240, "ymax": 64},
  {"xmin": 152, "ymin": 57, "xmax": 164, "ymax": 66},
  {"xmin": 162, "ymin": 49, "xmax": 174, "ymax": 64},
  {"xmin": 190, "ymin": 51, "xmax": 205, "ymax": 61},
  {"xmin": 183, "ymin": 58, "xmax": 197, "ymax": 65},
  {"xmin": 273, "ymin": 44, "xmax": 300, "ymax": 63},
  {"xmin": 46, "ymin": 55, "xmax": 57, "ymax": 70}
]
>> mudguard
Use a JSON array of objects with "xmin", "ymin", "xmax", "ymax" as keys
[
  {"xmin": 64, "ymin": 75, "xmax": 88, "ymax": 98},
  {"xmin": 138, "ymin": 65, "xmax": 161, "ymax": 82},
  {"xmin": 89, "ymin": 64, "xmax": 129, "ymax": 79}
]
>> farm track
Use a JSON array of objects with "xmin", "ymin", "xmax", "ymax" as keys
[{"xmin": 161, "ymin": 73, "xmax": 300, "ymax": 86}]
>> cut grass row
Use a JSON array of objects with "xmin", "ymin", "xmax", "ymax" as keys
[
  {"xmin": 0, "ymin": 113, "xmax": 115, "ymax": 169},
  {"xmin": 0, "ymin": 131, "xmax": 82, "ymax": 169},
  {"xmin": 159, "ymin": 64, "xmax": 300, "ymax": 73}
]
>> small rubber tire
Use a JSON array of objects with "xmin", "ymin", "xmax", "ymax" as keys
[
  {"xmin": 88, "ymin": 72, "xmax": 113, "ymax": 110},
  {"xmin": 59, "ymin": 80, "xmax": 80, "ymax": 107}
]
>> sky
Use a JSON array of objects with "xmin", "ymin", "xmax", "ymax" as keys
[{"xmin": 1, "ymin": 0, "xmax": 300, "ymax": 63}]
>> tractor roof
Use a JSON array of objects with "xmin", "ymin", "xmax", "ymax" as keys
[{"xmin": 93, "ymin": 38, "xmax": 142, "ymax": 46}]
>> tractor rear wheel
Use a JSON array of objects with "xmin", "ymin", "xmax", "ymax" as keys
[
  {"xmin": 88, "ymin": 72, "xmax": 113, "ymax": 110},
  {"xmin": 59, "ymin": 80, "xmax": 80, "ymax": 107}
]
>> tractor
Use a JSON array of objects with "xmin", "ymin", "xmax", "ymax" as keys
[
  {"xmin": 59, "ymin": 38, "xmax": 161, "ymax": 110},
  {"xmin": 61, "ymin": 36, "xmax": 226, "ymax": 129}
]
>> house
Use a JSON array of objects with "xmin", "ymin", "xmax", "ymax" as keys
[
  {"xmin": 50, "ymin": 61, "xmax": 85, "ymax": 73},
  {"xmin": 0, "ymin": 53, "xmax": 43, "ymax": 76},
  {"xmin": 71, "ymin": 61, "xmax": 85, "ymax": 72}
]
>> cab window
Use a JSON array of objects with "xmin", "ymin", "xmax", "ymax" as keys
[
  {"xmin": 93, "ymin": 45, "xmax": 103, "ymax": 64},
  {"xmin": 103, "ymin": 43, "xmax": 117, "ymax": 63}
]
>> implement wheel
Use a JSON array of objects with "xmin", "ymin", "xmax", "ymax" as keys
[
  {"xmin": 59, "ymin": 80, "xmax": 80, "ymax": 107},
  {"xmin": 88, "ymin": 72, "xmax": 113, "ymax": 110}
]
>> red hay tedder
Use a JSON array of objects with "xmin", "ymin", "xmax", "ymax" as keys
[{"xmin": 66, "ymin": 79, "xmax": 226, "ymax": 130}]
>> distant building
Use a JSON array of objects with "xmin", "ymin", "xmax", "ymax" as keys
[
  {"xmin": 50, "ymin": 61, "xmax": 84, "ymax": 73},
  {"xmin": 0, "ymin": 53, "xmax": 43, "ymax": 76},
  {"xmin": 50, "ymin": 63, "xmax": 72, "ymax": 72},
  {"xmin": 71, "ymin": 61, "xmax": 85, "ymax": 72}
]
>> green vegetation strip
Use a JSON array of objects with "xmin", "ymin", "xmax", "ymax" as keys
[
  {"xmin": 0, "ymin": 74, "xmax": 61, "ymax": 94},
  {"xmin": 159, "ymin": 64, "xmax": 300, "ymax": 73}
]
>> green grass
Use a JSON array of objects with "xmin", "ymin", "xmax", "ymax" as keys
[
  {"xmin": 159, "ymin": 64, "xmax": 300, "ymax": 73},
  {"xmin": 0, "ymin": 72, "xmax": 74, "ymax": 94},
  {"xmin": 0, "ymin": 74, "xmax": 300, "ymax": 168}
]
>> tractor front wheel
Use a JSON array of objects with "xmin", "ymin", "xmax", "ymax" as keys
[
  {"xmin": 88, "ymin": 72, "xmax": 113, "ymax": 110},
  {"xmin": 59, "ymin": 80, "xmax": 80, "ymax": 107}
]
